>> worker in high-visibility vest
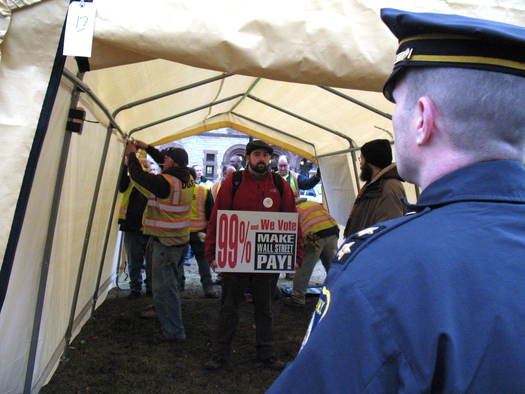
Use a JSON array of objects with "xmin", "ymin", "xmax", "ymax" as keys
[
  {"xmin": 285, "ymin": 197, "xmax": 340, "ymax": 308},
  {"xmin": 118, "ymin": 158, "xmax": 153, "ymax": 299},
  {"xmin": 187, "ymin": 167, "xmax": 218, "ymax": 298},
  {"xmin": 192, "ymin": 165, "xmax": 214, "ymax": 189},
  {"xmin": 126, "ymin": 140, "xmax": 193, "ymax": 342},
  {"xmin": 211, "ymin": 164, "xmax": 236, "ymax": 200},
  {"xmin": 277, "ymin": 155, "xmax": 320, "ymax": 199}
]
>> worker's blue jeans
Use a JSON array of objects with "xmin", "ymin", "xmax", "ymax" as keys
[
  {"xmin": 189, "ymin": 231, "xmax": 214, "ymax": 291},
  {"xmin": 123, "ymin": 231, "xmax": 149, "ymax": 293},
  {"xmin": 151, "ymin": 240, "xmax": 188, "ymax": 340}
]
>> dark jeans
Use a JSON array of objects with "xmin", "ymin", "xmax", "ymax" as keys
[
  {"xmin": 123, "ymin": 231, "xmax": 150, "ymax": 292},
  {"xmin": 189, "ymin": 231, "xmax": 213, "ymax": 291},
  {"xmin": 151, "ymin": 240, "xmax": 188, "ymax": 340},
  {"xmin": 213, "ymin": 272, "xmax": 280, "ymax": 360}
]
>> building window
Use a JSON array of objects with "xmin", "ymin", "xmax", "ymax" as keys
[{"xmin": 203, "ymin": 150, "xmax": 218, "ymax": 180}]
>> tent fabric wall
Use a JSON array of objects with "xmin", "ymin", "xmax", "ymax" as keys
[
  {"xmin": 0, "ymin": 0, "xmax": 524, "ymax": 392},
  {"xmin": 0, "ymin": 52, "xmax": 123, "ymax": 392}
]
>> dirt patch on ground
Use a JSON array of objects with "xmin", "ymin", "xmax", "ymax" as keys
[{"xmin": 40, "ymin": 258, "xmax": 327, "ymax": 393}]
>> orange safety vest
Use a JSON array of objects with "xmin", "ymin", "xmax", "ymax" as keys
[
  {"xmin": 297, "ymin": 201, "xmax": 338, "ymax": 235},
  {"xmin": 143, "ymin": 174, "xmax": 193, "ymax": 237},
  {"xmin": 211, "ymin": 180, "xmax": 222, "ymax": 200},
  {"xmin": 190, "ymin": 184, "xmax": 209, "ymax": 232}
]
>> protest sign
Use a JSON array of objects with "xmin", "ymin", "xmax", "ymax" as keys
[{"xmin": 215, "ymin": 210, "xmax": 298, "ymax": 273}]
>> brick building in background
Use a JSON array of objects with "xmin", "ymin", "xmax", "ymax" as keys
[{"xmin": 156, "ymin": 127, "xmax": 317, "ymax": 182}]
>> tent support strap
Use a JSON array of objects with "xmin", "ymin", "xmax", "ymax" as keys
[
  {"xmin": 91, "ymin": 138, "xmax": 127, "ymax": 314},
  {"xmin": 62, "ymin": 125, "xmax": 114, "ymax": 361},
  {"xmin": 20, "ymin": 32, "xmax": 68, "ymax": 394},
  {"xmin": 25, "ymin": 107, "xmax": 75, "ymax": 393}
]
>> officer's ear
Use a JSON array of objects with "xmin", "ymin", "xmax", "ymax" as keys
[{"xmin": 415, "ymin": 96, "xmax": 436, "ymax": 147}]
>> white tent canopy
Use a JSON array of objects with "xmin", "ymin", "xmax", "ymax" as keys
[{"xmin": 0, "ymin": 0, "xmax": 523, "ymax": 392}]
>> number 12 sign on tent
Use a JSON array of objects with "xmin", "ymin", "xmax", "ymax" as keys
[{"xmin": 215, "ymin": 210, "xmax": 298, "ymax": 273}]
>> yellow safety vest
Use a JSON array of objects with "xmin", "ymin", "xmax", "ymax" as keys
[
  {"xmin": 119, "ymin": 181, "xmax": 150, "ymax": 220},
  {"xmin": 297, "ymin": 201, "xmax": 338, "ymax": 235},
  {"xmin": 190, "ymin": 184, "xmax": 209, "ymax": 232},
  {"xmin": 283, "ymin": 172, "xmax": 300, "ymax": 198},
  {"xmin": 119, "ymin": 185, "xmax": 133, "ymax": 220},
  {"xmin": 143, "ymin": 174, "xmax": 193, "ymax": 237}
]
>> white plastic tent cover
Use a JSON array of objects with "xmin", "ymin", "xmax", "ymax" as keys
[{"xmin": 0, "ymin": 0, "xmax": 524, "ymax": 392}]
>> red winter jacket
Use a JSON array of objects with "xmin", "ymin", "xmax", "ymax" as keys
[{"xmin": 205, "ymin": 169, "xmax": 303, "ymax": 266}]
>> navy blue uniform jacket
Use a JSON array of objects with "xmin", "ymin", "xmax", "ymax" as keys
[{"xmin": 268, "ymin": 160, "xmax": 525, "ymax": 393}]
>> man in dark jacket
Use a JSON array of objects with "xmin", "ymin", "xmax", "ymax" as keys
[
  {"xmin": 277, "ymin": 155, "xmax": 320, "ymax": 199},
  {"xmin": 118, "ymin": 158, "xmax": 153, "ymax": 299},
  {"xmin": 343, "ymin": 139, "xmax": 406, "ymax": 238},
  {"xmin": 125, "ymin": 141, "xmax": 194, "ymax": 342}
]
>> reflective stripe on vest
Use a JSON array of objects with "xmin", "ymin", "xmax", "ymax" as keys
[
  {"xmin": 118, "ymin": 184, "xmax": 133, "ymax": 220},
  {"xmin": 211, "ymin": 180, "xmax": 221, "ymax": 200},
  {"xmin": 297, "ymin": 201, "xmax": 338, "ymax": 235},
  {"xmin": 143, "ymin": 174, "xmax": 193, "ymax": 237},
  {"xmin": 190, "ymin": 184, "xmax": 208, "ymax": 232}
]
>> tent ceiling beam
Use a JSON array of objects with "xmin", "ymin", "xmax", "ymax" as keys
[
  {"xmin": 246, "ymin": 94, "xmax": 354, "ymax": 148},
  {"xmin": 63, "ymin": 68, "xmax": 127, "ymax": 139},
  {"xmin": 231, "ymin": 111, "xmax": 315, "ymax": 149},
  {"xmin": 313, "ymin": 148, "xmax": 360, "ymax": 159},
  {"xmin": 229, "ymin": 77, "xmax": 262, "ymax": 113},
  {"xmin": 128, "ymin": 94, "xmax": 245, "ymax": 135},
  {"xmin": 112, "ymin": 72, "xmax": 235, "ymax": 119},
  {"xmin": 319, "ymin": 86, "xmax": 393, "ymax": 122}
]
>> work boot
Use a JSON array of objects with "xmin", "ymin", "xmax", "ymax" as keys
[{"xmin": 284, "ymin": 297, "xmax": 305, "ymax": 308}]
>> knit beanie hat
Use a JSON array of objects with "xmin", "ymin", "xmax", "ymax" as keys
[
  {"xmin": 360, "ymin": 139, "xmax": 392, "ymax": 169},
  {"xmin": 162, "ymin": 147, "xmax": 189, "ymax": 167}
]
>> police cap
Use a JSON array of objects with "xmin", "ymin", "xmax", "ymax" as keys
[{"xmin": 381, "ymin": 8, "xmax": 525, "ymax": 102}]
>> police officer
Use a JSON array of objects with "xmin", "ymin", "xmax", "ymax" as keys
[{"xmin": 269, "ymin": 8, "xmax": 525, "ymax": 392}]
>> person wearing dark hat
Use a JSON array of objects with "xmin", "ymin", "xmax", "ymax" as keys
[
  {"xmin": 342, "ymin": 138, "xmax": 406, "ymax": 238},
  {"xmin": 125, "ymin": 140, "xmax": 194, "ymax": 342},
  {"xmin": 204, "ymin": 139, "xmax": 303, "ymax": 371},
  {"xmin": 268, "ymin": 9, "xmax": 525, "ymax": 393}
]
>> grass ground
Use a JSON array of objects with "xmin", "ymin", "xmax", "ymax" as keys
[{"xmin": 40, "ymin": 259, "xmax": 325, "ymax": 393}]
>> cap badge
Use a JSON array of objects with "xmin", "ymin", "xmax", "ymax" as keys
[{"xmin": 395, "ymin": 47, "xmax": 413, "ymax": 64}]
